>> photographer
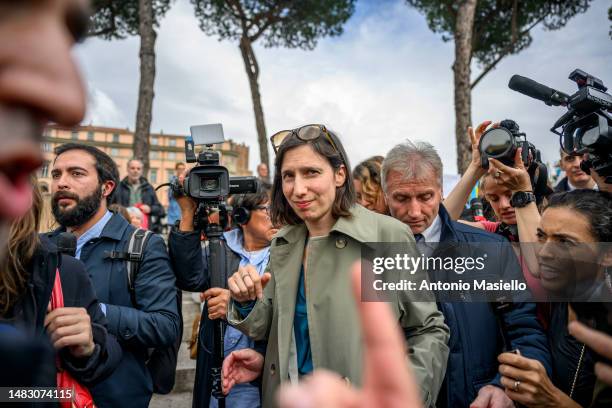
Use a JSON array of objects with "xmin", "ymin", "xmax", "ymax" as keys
[
  {"xmin": 168, "ymin": 183, "xmax": 277, "ymax": 408},
  {"xmin": 497, "ymin": 190, "xmax": 612, "ymax": 407},
  {"xmin": 444, "ymin": 120, "xmax": 546, "ymax": 296}
]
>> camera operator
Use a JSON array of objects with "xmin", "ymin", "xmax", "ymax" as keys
[
  {"xmin": 554, "ymin": 150, "xmax": 596, "ymax": 192},
  {"xmin": 497, "ymin": 190, "xmax": 612, "ymax": 407},
  {"xmin": 168, "ymin": 180, "xmax": 277, "ymax": 408}
]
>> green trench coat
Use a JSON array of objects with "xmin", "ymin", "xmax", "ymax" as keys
[{"xmin": 228, "ymin": 205, "xmax": 450, "ymax": 407}]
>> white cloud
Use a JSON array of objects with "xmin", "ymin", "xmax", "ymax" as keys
[{"xmin": 82, "ymin": 83, "xmax": 127, "ymax": 127}]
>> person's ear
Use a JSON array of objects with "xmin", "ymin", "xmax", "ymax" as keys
[
  {"xmin": 101, "ymin": 180, "xmax": 115, "ymax": 198},
  {"xmin": 334, "ymin": 165, "xmax": 346, "ymax": 187}
]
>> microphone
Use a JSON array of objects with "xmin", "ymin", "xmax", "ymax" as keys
[
  {"xmin": 470, "ymin": 198, "xmax": 486, "ymax": 222},
  {"xmin": 508, "ymin": 75, "xmax": 569, "ymax": 107},
  {"xmin": 57, "ymin": 232, "xmax": 77, "ymax": 257}
]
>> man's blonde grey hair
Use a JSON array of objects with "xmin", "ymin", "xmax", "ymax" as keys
[{"xmin": 381, "ymin": 140, "xmax": 444, "ymax": 192}]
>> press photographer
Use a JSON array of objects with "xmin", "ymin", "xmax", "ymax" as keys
[
  {"xmin": 444, "ymin": 119, "xmax": 548, "ymax": 297},
  {"xmin": 166, "ymin": 124, "xmax": 265, "ymax": 408}
]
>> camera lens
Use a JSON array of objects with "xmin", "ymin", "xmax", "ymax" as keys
[
  {"xmin": 201, "ymin": 178, "xmax": 219, "ymax": 192},
  {"xmin": 480, "ymin": 128, "xmax": 513, "ymax": 158}
]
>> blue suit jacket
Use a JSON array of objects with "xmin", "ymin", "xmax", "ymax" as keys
[
  {"xmin": 433, "ymin": 206, "xmax": 551, "ymax": 408},
  {"xmin": 47, "ymin": 213, "xmax": 180, "ymax": 408}
]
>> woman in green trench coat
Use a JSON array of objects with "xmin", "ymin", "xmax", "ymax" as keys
[{"xmin": 225, "ymin": 125, "xmax": 450, "ymax": 407}]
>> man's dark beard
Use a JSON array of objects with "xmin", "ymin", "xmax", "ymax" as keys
[{"xmin": 52, "ymin": 188, "xmax": 102, "ymax": 228}]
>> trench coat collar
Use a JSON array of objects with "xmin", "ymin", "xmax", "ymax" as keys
[{"xmin": 273, "ymin": 205, "xmax": 375, "ymax": 245}]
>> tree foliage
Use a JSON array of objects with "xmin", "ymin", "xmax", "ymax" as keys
[
  {"xmin": 407, "ymin": 0, "xmax": 592, "ymax": 84},
  {"xmin": 89, "ymin": 0, "xmax": 173, "ymax": 39},
  {"xmin": 191, "ymin": 0, "xmax": 356, "ymax": 50}
]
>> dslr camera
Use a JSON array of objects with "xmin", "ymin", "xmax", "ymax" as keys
[
  {"xmin": 479, "ymin": 119, "xmax": 549, "ymax": 203},
  {"xmin": 509, "ymin": 69, "xmax": 612, "ymax": 183}
]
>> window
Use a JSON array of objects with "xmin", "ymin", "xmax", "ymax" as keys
[
  {"xmin": 149, "ymin": 168, "xmax": 158, "ymax": 184},
  {"xmin": 42, "ymin": 142, "xmax": 52, "ymax": 152},
  {"xmin": 168, "ymin": 152, "xmax": 176, "ymax": 160},
  {"xmin": 151, "ymin": 137, "xmax": 159, "ymax": 145},
  {"xmin": 150, "ymin": 151, "xmax": 159, "ymax": 160},
  {"xmin": 111, "ymin": 148, "xmax": 119, "ymax": 157},
  {"xmin": 71, "ymin": 130, "xmax": 79, "ymax": 140},
  {"xmin": 112, "ymin": 133, "xmax": 119, "ymax": 143},
  {"xmin": 87, "ymin": 131, "xmax": 94, "ymax": 141},
  {"xmin": 43, "ymin": 127, "xmax": 52, "ymax": 137},
  {"xmin": 167, "ymin": 169, "xmax": 175, "ymax": 181},
  {"xmin": 39, "ymin": 161, "xmax": 50, "ymax": 178},
  {"xmin": 169, "ymin": 138, "xmax": 177, "ymax": 147}
]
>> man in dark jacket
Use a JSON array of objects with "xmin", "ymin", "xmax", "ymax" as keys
[
  {"xmin": 554, "ymin": 150, "xmax": 596, "ymax": 192},
  {"xmin": 113, "ymin": 158, "xmax": 165, "ymax": 232},
  {"xmin": 382, "ymin": 140, "xmax": 552, "ymax": 408},
  {"xmin": 48, "ymin": 143, "xmax": 180, "ymax": 408}
]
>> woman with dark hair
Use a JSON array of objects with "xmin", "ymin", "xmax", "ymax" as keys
[
  {"xmin": 0, "ymin": 177, "xmax": 121, "ymax": 401},
  {"xmin": 352, "ymin": 155, "xmax": 389, "ymax": 215},
  {"xmin": 498, "ymin": 190, "xmax": 612, "ymax": 408},
  {"xmin": 223, "ymin": 125, "xmax": 449, "ymax": 407}
]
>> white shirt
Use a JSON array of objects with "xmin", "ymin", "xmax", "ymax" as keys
[{"xmin": 421, "ymin": 214, "xmax": 442, "ymax": 243}]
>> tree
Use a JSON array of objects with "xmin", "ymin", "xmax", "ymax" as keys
[
  {"xmin": 407, "ymin": 0, "xmax": 592, "ymax": 173},
  {"xmin": 89, "ymin": 0, "xmax": 174, "ymax": 175},
  {"xmin": 191, "ymin": 0, "xmax": 355, "ymax": 170}
]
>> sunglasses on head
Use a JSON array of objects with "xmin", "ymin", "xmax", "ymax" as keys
[{"xmin": 269, "ymin": 124, "xmax": 340, "ymax": 154}]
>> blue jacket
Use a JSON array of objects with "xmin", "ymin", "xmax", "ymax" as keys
[
  {"xmin": 433, "ymin": 206, "xmax": 551, "ymax": 408},
  {"xmin": 47, "ymin": 213, "xmax": 180, "ymax": 408}
]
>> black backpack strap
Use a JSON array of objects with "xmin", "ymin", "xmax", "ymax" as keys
[
  {"xmin": 106, "ymin": 228, "xmax": 153, "ymax": 305},
  {"xmin": 126, "ymin": 228, "xmax": 153, "ymax": 302}
]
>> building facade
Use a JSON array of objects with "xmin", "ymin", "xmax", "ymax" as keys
[{"xmin": 40, "ymin": 124, "xmax": 251, "ymax": 208}]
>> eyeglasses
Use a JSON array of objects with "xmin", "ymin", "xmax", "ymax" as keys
[
  {"xmin": 253, "ymin": 205, "xmax": 270, "ymax": 216},
  {"xmin": 269, "ymin": 124, "xmax": 339, "ymax": 154}
]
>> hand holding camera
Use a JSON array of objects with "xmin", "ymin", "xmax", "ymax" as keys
[{"xmin": 488, "ymin": 148, "xmax": 533, "ymax": 194}]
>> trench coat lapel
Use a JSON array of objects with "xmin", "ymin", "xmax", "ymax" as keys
[{"xmin": 271, "ymin": 223, "xmax": 307, "ymax": 381}]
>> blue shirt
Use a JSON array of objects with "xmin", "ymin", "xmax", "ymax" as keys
[
  {"xmin": 75, "ymin": 210, "xmax": 113, "ymax": 259},
  {"xmin": 294, "ymin": 265, "xmax": 313, "ymax": 376},
  {"xmin": 210, "ymin": 229, "xmax": 270, "ymax": 408},
  {"xmin": 74, "ymin": 210, "xmax": 112, "ymax": 315},
  {"xmin": 167, "ymin": 176, "xmax": 181, "ymax": 225}
]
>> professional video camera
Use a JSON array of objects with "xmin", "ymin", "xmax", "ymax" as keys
[
  {"xmin": 162, "ymin": 124, "xmax": 258, "ymax": 230},
  {"xmin": 479, "ymin": 119, "xmax": 550, "ymax": 204},
  {"xmin": 509, "ymin": 69, "xmax": 612, "ymax": 183}
]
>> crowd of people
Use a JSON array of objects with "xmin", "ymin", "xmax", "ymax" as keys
[{"xmin": 1, "ymin": 1, "xmax": 612, "ymax": 408}]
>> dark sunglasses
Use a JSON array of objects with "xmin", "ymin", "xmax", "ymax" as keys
[{"xmin": 269, "ymin": 124, "xmax": 339, "ymax": 154}]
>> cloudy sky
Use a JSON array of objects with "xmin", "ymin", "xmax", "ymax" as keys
[{"xmin": 75, "ymin": 0, "xmax": 612, "ymax": 175}]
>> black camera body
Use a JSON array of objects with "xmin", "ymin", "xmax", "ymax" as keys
[
  {"xmin": 509, "ymin": 69, "xmax": 612, "ymax": 182},
  {"xmin": 172, "ymin": 136, "xmax": 258, "ymax": 206},
  {"xmin": 478, "ymin": 120, "xmax": 550, "ymax": 204},
  {"xmin": 479, "ymin": 119, "xmax": 540, "ymax": 168}
]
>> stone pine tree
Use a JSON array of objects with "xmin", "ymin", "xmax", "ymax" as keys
[
  {"xmin": 191, "ymin": 0, "xmax": 355, "ymax": 171},
  {"xmin": 406, "ymin": 0, "xmax": 592, "ymax": 174},
  {"xmin": 89, "ymin": 0, "xmax": 174, "ymax": 175}
]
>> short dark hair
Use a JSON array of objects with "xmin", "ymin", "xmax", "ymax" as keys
[
  {"xmin": 270, "ymin": 127, "xmax": 355, "ymax": 226},
  {"xmin": 54, "ymin": 143, "xmax": 119, "ymax": 204},
  {"xmin": 232, "ymin": 189, "xmax": 269, "ymax": 211},
  {"xmin": 545, "ymin": 190, "xmax": 612, "ymax": 242}
]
